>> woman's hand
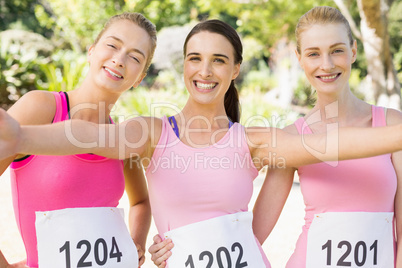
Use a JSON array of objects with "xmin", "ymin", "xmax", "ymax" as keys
[
  {"xmin": 148, "ymin": 235, "xmax": 174, "ymax": 268},
  {"xmin": 8, "ymin": 259, "xmax": 28, "ymax": 268},
  {"xmin": 136, "ymin": 244, "xmax": 145, "ymax": 267}
]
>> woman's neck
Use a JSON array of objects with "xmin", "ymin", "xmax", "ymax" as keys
[
  {"xmin": 66, "ymin": 86, "xmax": 119, "ymax": 124},
  {"xmin": 308, "ymin": 88, "xmax": 372, "ymax": 127},
  {"xmin": 179, "ymin": 100, "xmax": 230, "ymax": 129}
]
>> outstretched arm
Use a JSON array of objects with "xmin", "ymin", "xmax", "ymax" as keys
[
  {"xmin": 0, "ymin": 109, "xmax": 158, "ymax": 160},
  {"xmin": 247, "ymin": 124, "xmax": 402, "ymax": 169}
]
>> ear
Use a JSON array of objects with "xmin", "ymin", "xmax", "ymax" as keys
[
  {"xmin": 87, "ymin": 45, "xmax": 95, "ymax": 63},
  {"xmin": 351, "ymin": 40, "xmax": 357, "ymax": 64},
  {"xmin": 132, "ymin": 73, "xmax": 147, "ymax": 88},
  {"xmin": 295, "ymin": 49, "xmax": 303, "ymax": 70},
  {"xmin": 231, "ymin": 63, "xmax": 241, "ymax": 80}
]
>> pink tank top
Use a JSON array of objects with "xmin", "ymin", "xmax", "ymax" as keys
[
  {"xmin": 10, "ymin": 92, "xmax": 125, "ymax": 268},
  {"xmin": 286, "ymin": 106, "xmax": 397, "ymax": 267},
  {"xmin": 146, "ymin": 116, "xmax": 270, "ymax": 266}
]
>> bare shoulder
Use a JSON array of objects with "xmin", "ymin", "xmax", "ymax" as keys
[
  {"xmin": 7, "ymin": 90, "xmax": 56, "ymax": 125},
  {"xmin": 386, "ymin": 108, "xmax": 402, "ymax": 125},
  {"xmin": 283, "ymin": 123, "xmax": 298, "ymax": 135}
]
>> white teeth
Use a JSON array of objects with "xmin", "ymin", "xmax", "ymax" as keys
[
  {"xmin": 196, "ymin": 82, "xmax": 217, "ymax": 90},
  {"xmin": 320, "ymin": 74, "xmax": 338, "ymax": 80},
  {"xmin": 105, "ymin": 67, "xmax": 122, "ymax": 78}
]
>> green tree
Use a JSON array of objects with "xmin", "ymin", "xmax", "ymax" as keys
[{"xmin": 335, "ymin": 0, "xmax": 401, "ymax": 110}]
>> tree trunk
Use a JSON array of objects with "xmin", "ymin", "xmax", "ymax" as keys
[{"xmin": 357, "ymin": 0, "xmax": 401, "ymax": 110}]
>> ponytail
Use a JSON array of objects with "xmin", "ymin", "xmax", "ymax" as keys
[{"xmin": 224, "ymin": 80, "xmax": 240, "ymax": 123}]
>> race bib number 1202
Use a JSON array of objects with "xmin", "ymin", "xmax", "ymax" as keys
[
  {"xmin": 164, "ymin": 212, "xmax": 265, "ymax": 268},
  {"xmin": 35, "ymin": 207, "xmax": 138, "ymax": 268}
]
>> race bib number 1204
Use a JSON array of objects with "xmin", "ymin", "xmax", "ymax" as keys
[{"xmin": 35, "ymin": 207, "xmax": 138, "ymax": 268}]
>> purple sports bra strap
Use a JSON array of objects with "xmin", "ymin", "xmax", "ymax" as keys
[
  {"xmin": 167, "ymin": 116, "xmax": 235, "ymax": 139},
  {"xmin": 168, "ymin": 116, "xmax": 180, "ymax": 138}
]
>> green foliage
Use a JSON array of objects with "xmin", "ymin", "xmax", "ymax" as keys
[
  {"xmin": 34, "ymin": 0, "xmax": 126, "ymax": 52},
  {"xmin": 0, "ymin": 0, "xmax": 49, "ymax": 35},
  {"xmin": 112, "ymin": 86, "xmax": 188, "ymax": 121},
  {"xmin": 389, "ymin": 0, "xmax": 402, "ymax": 84},
  {"xmin": 125, "ymin": 0, "xmax": 197, "ymax": 30},
  {"xmin": 240, "ymin": 86, "xmax": 299, "ymax": 128},
  {"xmin": 292, "ymin": 76, "xmax": 316, "ymax": 109},
  {"xmin": 242, "ymin": 60, "xmax": 273, "ymax": 92},
  {"xmin": 0, "ymin": 30, "xmax": 52, "ymax": 109},
  {"xmin": 194, "ymin": 0, "xmax": 335, "ymax": 56},
  {"xmin": 36, "ymin": 50, "xmax": 88, "ymax": 92}
]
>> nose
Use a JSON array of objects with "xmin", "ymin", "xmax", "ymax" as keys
[
  {"xmin": 320, "ymin": 54, "xmax": 335, "ymax": 71},
  {"xmin": 112, "ymin": 52, "xmax": 125, "ymax": 68},
  {"xmin": 199, "ymin": 61, "xmax": 212, "ymax": 78}
]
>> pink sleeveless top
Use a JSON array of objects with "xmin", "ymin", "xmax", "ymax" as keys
[
  {"xmin": 146, "ymin": 116, "xmax": 270, "ymax": 267},
  {"xmin": 286, "ymin": 106, "xmax": 397, "ymax": 267},
  {"xmin": 10, "ymin": 92, "xmax": 125, "ymax": 267}
]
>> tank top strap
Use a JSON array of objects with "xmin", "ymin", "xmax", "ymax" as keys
[
  {"xmin": 371, "ymin": 105, "xmax": 387, "ymax": 127},
  {"xmin": 294, "ymin": 117, "xmax": 313, "ymax": 135},
  {"xmin": 51, "ymin": 91, "xmax": 70, "ymax": 123}
]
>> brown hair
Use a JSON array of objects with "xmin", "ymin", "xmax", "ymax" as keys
[
  {"xmin": 183, "ymin": 20, "xmax": 243, "ymax": 123},
  {"xmin": 295, "ymin": 6, "xmax": 353, "ymax": 53},
  {"xmin": 93, "ymin": 12, "xmax": 157, "ymax": 73}
]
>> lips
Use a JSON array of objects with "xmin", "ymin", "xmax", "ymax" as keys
[
  {"xmin": 104, "ymin": 67, "xmax": 123, "ymax": 80},
  {"xmin": 194, "ymin": 81, "xmax": 217, "ymax": 91},
  {"xmin": 316, "ymin": 73, "xmax": 341, "ymax": 82}
]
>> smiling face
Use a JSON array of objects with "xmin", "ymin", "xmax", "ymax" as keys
[
  {"xmin": 183, "ymin": 31, "xmax": 240, "ymax": 106},
  {"xmin": 296, "ymin": 23, "xmax": 357, "ymax": 95},
  {"xmin": 87, "ymin": 19, "xmax": 151, "ymax": 94}
]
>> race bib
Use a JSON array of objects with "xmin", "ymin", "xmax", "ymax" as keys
[
  {"xmin": 306, "ymin": 212, "xmax": 394, "ymax": 268},
  {"xmin": 164, "ymin": 211, "xmax": 265, "ymax": 268},
  {"xmin": 35, "ymin": 207, "xmax": 138, "ymax": 268}
]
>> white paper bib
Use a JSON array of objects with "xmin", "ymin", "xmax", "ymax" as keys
[
  {"xmin": 306, "ymin": 212, "xmax": 394, "ymax": 268},
  {"xmin": 164, "ymin": 211, "xmax": 265, "ymax": 268},
  {"xmin": 35, "ymin": 207, "xmax": 138, "ymax": 268}
]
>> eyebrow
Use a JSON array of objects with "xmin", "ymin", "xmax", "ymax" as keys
[
  {"xmin": 186, "ymin": 52, "xmax": 229, "ymax": 59},
  {"xmin": 106, "ymin": 36, "xmax": 146, "ymax": 58},
  {"xmin": 304, "ymin": 42, "xmax": 347, "ymax": 51}
]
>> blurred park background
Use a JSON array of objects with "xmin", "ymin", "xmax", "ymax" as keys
[
  {"xmin": 0, "ymin": 0, "xmax": 401, "ymax": 122},
  {"xmin": 0, "ymin": 0, "xmax": 401, "ymax": 267}
]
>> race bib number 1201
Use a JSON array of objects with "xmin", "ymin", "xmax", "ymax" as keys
[
  {"xmin": 306, "ymin": 212, "xmax": 394, "ymax": 268},
  {"xmin": 164, "ymin": 212, "xmax": 265, "ymax": 268},
  {"xmin": 35, "ymin": 207, "xmax": 138, "ymax": 268}
]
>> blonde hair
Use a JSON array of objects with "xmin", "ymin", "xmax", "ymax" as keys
[
  {"xmin": 93, "ymin": 12, "xmax": 157, "ymax": 73},
  {"xmin": 295, "ymin": 6, "xmax": 353, "ymax": 53}
]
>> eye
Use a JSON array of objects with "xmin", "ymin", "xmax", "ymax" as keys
[
  {"xmin": 333, "ymin": 49, "xmax": 344, "ymax": 54},
  {"xmin": 107, "ymin": 44, "xmax": 117, "ymax": 49},
  {"xmin": 189, "ymin": 56, "xmax": 201, "ymax": 61},
  {"xmin": 307, "ymin": 52, "xmax": 319, "ymax": 57},
  {"xmin": 214, "ymin": 58, "xmax": 226, "ymax": 63},
  {"xmin": 129, "ymin": 55, "xmax": 140, "ymax": 63}
]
